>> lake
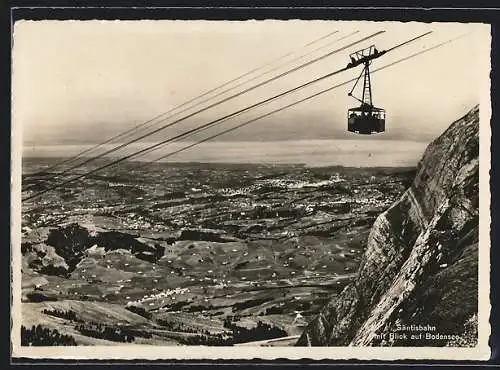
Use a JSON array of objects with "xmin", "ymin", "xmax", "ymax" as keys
[{"xmin": 22, "ymin": 139, "xmax": 428, "ymax": 168}]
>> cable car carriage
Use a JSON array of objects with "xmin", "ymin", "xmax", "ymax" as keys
[
  {"xmin": 345, "ymin": 45, "xmax": 386, "ymax": 135},
  {"xmin": 347, "ymin": 105, "xmax": 385, "ymax": 134}
]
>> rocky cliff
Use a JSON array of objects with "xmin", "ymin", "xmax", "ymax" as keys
[{"xmin": 297, "ymin": 105, "xmax": 480, "ymax": 347}]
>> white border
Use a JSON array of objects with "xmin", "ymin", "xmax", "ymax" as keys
[{"xmin": 10, "ymin": 19, "xmax": 492, "ymax": 361}]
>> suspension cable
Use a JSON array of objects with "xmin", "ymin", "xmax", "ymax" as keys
[
  {"xmin": 125, "ymin": 31, "xmax": 430, "ymax": 162},
  {"xmin": 38, "ymin": 31, "xmax": 385, "ymax": 180},
  {"xmin": 22, "ymin": 31, "xmax": 439, "ymax": 201},
  {"xmin": 133, "ymin": 33, "xmax": 471, "ymax": 170},
  {"xmin": 60, "ymin": 32, "xmax": 362, "ymax": 172},
  {"xmin": 27, "ymin": 29, "xmax": 343, "ymax": 176}
]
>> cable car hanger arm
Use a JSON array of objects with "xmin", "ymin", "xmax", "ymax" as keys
[
  {"xmin": 346, "ymin": 29, "xmax": 433, "ymax": 115},
  {"xmin": 347, "ymin": 66, "xmax": 368, "ymax": 104}
]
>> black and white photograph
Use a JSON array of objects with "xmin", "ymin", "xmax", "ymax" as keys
[{"xmin": 11, "ymin": 19, "xmax": 491, "ymax": 360}]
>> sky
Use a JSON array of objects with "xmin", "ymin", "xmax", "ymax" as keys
[{"xmin": 13, "ymin": 20, "xmax": 490, "ymax": 166}]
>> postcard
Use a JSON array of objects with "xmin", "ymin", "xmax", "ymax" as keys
[{"xmin": 11, "ymin": 18, "xmax": 491, "ymax": 360}]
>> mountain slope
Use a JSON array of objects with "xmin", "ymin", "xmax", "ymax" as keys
[{"xmin": 297, "ymin": 105, "xmax": 479, "ymax": 347}]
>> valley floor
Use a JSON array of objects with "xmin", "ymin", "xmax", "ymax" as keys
[{"xmin": 20, "ymin": 160, "xmax": 414, "ymax": 346}]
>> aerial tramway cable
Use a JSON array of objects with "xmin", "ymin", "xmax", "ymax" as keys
[
  {"xmin": 117, "ymin": 30, "xmax": 431, "ymax": 161},
  {"xmin": 70, "ymin": 32, "xmax": 361, "ymax": 170},
  {"xmin": 29, "ymin": 29, "xmax": 344, "ymax": 177},
  {"xmin": 35, "ymin": 31, "xmax": 386, "ymax": 180},
  {"xmin": 132, "ymin": 32, "xmax": 470, "ymax": 171},
  {"xmin": 156, "ymin": 31, "xmax": 360, "ymax": 127},
  {"xmin": 22, "ymin": 30, "xmax": 436, "ymax": 202}
]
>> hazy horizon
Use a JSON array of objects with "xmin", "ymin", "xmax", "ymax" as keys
[{"xmin": 22, "ymin": 139, "xmax": 428, "ymax": 168}]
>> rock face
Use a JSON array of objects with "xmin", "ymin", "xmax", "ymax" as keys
[{"xmin": 297, "ymin": 105, "xmax": 479, "ymax": 347}]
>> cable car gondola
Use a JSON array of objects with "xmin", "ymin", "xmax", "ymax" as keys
[{"xmin": 346, "ymin": 45, "xmax": 386, "ymax": 135}]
